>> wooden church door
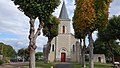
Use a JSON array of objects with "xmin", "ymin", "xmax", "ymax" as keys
[{"xmin": 61, "ymin": 53, "xmax": 66, "ymax": 62}]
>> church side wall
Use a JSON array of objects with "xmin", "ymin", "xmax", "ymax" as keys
[
  {"xmin": 48, "ymin": 38, "xmax": 55, "ymax": 62},
  {"xmin": 70, "ymin": 35, "xmax": 79, "ymax": 62}
]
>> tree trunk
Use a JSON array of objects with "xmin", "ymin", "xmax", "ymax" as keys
[
  {"xmin": 82, "ymin": 38, "xmax": 86, "ymax": 68},
  {"xmin": 88, "ymin": 33, "xmax": 94, "ymax": 68},
  {"xmin": 28, "ymin": 17, "xmax": 43, "ymax": 68},
  {"xmin": 107, "ymin": 41, "xmax": 115, "ymax": 64},
  {"xmin": 44, "ymin": 37, "xmax": 52, "ymax": 64},
  {"xmin": 29, "ymin": 47, "xmax": 35, "ymax": 68},
  {"xmin": 28, "ymin": 18, "xmax": 36, "ymax": 68},
  {"xmin": 43, "ymin": 44, "xmax": 48, "ymax": 64},
  {"xmin": 76, "ymin": 41, "xmax": 80, "ymax": 63},
  {"xmin": 44, "ymin": 44, "xmax": 50, "ymax": 64},
  {"xmin": 79, "ymin": 39, "xmax": 82, "ymax": 64},
  {"xmin": 43, "ymin": 44, "xmax": 47, "ymax": 63}
]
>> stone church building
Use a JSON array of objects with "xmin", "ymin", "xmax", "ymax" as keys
[
  {"xmin": 47, "ymin": 1, "xmax": 106, "ymax": 63},
  {"xmin": 48, "ymin": 1, "xmax": 80, "ymax": 62}
]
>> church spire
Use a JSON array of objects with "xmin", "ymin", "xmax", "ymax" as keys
[{"xmin": 59, "ymin": 1, "xmax": 69, "ymax": 20}]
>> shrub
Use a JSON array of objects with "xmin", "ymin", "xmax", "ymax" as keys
[{"xmin": 0, "ymin": 60, "xmax": 4, "ymax": 65}]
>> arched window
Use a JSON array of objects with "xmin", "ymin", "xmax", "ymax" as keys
[
  {"xmin": 62, "ymin": 26, "xmax": 65, "ymax": 34},
  {"xmin": 52, "ymin": 44, "xmax": 54, "ymax": 51},
  {"xmin": 73, "ymin": 45, "xmax": 75, "ymax": 53}
]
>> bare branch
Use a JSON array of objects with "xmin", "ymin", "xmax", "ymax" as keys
[{"xmin": 34, "ymin": 17, "xmax": 44, "ymax": 39}]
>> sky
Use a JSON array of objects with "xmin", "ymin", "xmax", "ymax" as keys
[{"xmin": 0, "ymin": 0, "xmax": 120, "ymax": 52}]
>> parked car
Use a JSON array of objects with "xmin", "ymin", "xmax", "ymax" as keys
[
  {"xmin": 10, "ymin": 57, "xmax": 29, "ymax": 62},
  {"xmin": 10, "ymin": 58, "xmax": 17, "ymax": 62},
  {"xmin": 37, "ymin": 58, "xmax": 43, "ymax": 61}
]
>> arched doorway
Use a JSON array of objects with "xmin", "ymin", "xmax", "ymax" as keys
[
  {"xmin": 61, "ymin": 52, "xmax": 66, "ymax": 62},
  {"xmin": 98, "ymin": 57, "xmax": 101, "ymax": 62}
]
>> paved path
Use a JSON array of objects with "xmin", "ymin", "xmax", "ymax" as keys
[{"xmin": 54, "ymin": 62, "xmax": 73, "ymax": 68}]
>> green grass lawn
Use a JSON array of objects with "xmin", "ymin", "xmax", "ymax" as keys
[
  {"xmin": 24, "ymin": 61, "xmax": 53, "ymax": 68},
  {"xmin": 73, "ymin": 62, "xmax": 113, "ymax": 68},
  {"xmin": 25, "ymin": 61, "xmax": 113, "ymax": 68}
]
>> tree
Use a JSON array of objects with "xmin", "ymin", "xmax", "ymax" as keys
[
  {"xmin": 0, "ymin": 42, "xmax": 16, "ymax": 57},
  {"xmin": 106, "ymin": 15, "xmax": 120, "ymax": 63},
  {"xmin": 35, "ymin": 52, "xmax": 43, "ymax": 60},
  {"xmin": 94, "ymin": 36, "xmax": 120, "ymax": 63},
  {"xmin": 97, "ymin": 29, "xmax": 116, "ymax": 63},
  {"xmin": 73, "ymin": 0, "xmax": 112, "ymax": 68},
  {"xmin": 107, "ymin": 15, "xmax": 120, "ymax": 40},
  {"xmin": 11, "ymin": 0, "xmax": 60, "ymax": 68},
  {"xmin": 73, "ymin": 0, "xmax": 95, "ymax": 67},
  {"xmin": 42, "ymin": 16, "xmax": 60, "ymax": 63},
  {"xmin": 96, "ymin": 15, "xmax": 120, "ymax": 64},
  {"xmin": 18, "ymin": 48, "xmax": 29, "ymax": 59}
]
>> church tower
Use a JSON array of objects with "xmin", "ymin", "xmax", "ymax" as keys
[
  {"xmin": 58, "ymin": 1, "xmax": 71, "ymax": 34},
  {"xmin": 48, "ymin": 1, "xmax": 79, "ymax": 62}
]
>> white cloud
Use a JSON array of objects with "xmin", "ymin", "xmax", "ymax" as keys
[
  {"xmin": 0, "ymin": 0, "xmax": 29, "ymax": 37},
  {"xmin": 109, "ymin": 0, "xmax": 120, "ymax": 17}
]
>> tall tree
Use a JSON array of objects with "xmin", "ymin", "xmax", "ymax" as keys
[
  {"xmin": 88, "ymin": 0, "xmax": 112, "ymax": 67},
  {"xmin": 73, "ymin": 0, "xmax": 112, "ymax": 68},
  {"xmin": 97, "ymin": 15, "xmax": 120, "ymax": 64},
  {"xmin": 73, "ymin": 0, "xmax": 95, "ymax": 68},
  {"xmin": 107, "ymin": 15, "xmax": 120, "ymax": 62},
  {"xmin": 73, "ymin": 3, "xmax": 86, "ymax": 66},
  {"xmin": 11, "ymin": 0, "xmax": 60, "ymax": 68},
  {"xmin": 97, "ymin": 29, "xmax": 116, "ymax": 63},
  {"xmin": 42, "ymin": 16, "xmax": 60, "ymax": 63}
]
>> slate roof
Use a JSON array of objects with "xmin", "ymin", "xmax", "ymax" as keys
[{"xmin": 59, "ymin": 1, "xmax": 69, "ymax": 20}]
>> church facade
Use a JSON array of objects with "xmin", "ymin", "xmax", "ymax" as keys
[{"xmin": 48, "ymin": 1, "xmax": 80, "ymax": 62}]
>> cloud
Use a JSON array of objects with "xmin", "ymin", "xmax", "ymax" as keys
[
  {"xmin": 0, "ymin": 0, "xmax": 29, "ymax": 36},
  {"xmin": 0, "ymin": 38, "xmax": 27, "ymax": 51},
  {"xmin": 109, "ymin": 0, "xmax": 120, "ymax": 17}
]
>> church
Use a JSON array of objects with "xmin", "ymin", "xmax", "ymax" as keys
[{"xmin": 48, "ymin": 1, "xmax": 81, "ymax": 62}]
